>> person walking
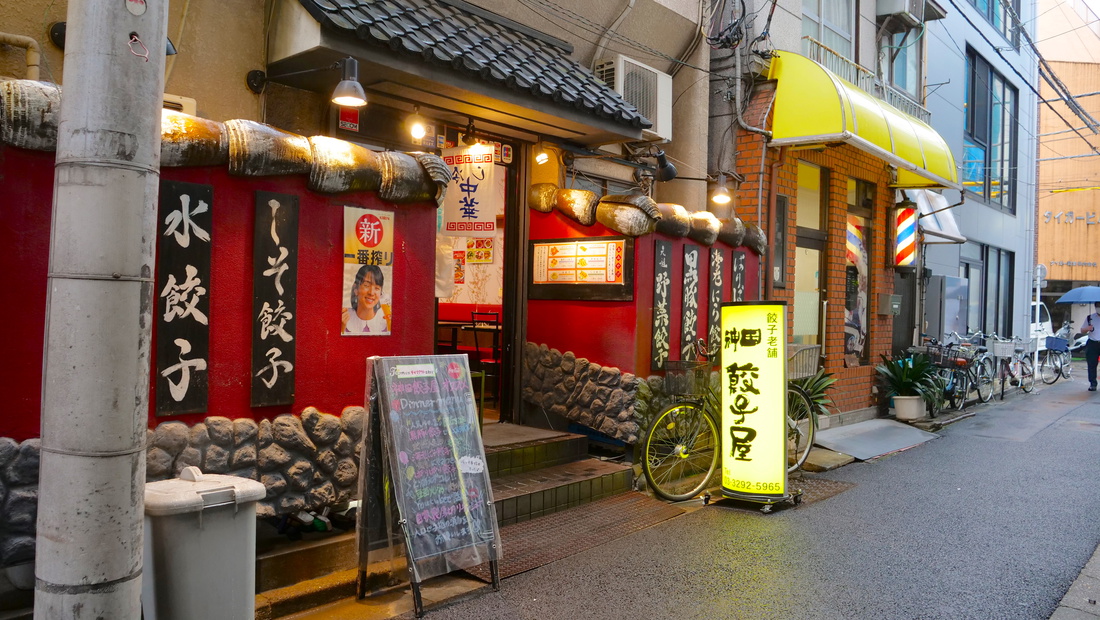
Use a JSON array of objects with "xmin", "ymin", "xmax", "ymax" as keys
[{"xmin": 1080, "ymin": 302, "xmax": 1100, "ymax": 391}]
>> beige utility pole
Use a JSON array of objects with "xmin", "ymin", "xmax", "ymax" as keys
[{"xmin": 35, "ymin": 0, "xmax": 168, "ymax": 616}]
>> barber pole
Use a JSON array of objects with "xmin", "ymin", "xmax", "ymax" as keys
[{"xmin": 894, "ymin": 206, "xmax": 917, "ymax": 266}]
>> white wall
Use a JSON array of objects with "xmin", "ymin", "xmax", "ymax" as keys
[{"xmin": 922, "ymin": 0, "xmax": 1040, "ymax": 340}]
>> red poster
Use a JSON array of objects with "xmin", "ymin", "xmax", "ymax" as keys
[{"xmin": 338, "ymin": 107, "xmax": 360, "ymax": 132}]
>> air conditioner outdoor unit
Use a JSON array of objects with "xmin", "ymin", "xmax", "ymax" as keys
[
  {"xmin": 594, "ymin": 54, "xmax": 672, "ymax": 142},
  {"xmin": 162, "ymin": 93, "xmax": 197, "ymax": 116},
  {"xmin": 877, "ymin": 0, "xmax": 925, "ymax": 31}
]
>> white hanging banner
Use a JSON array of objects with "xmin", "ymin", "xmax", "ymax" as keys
[{"xmin": 441, "ymin": 146, "xmax": 501, "ymax": 237}]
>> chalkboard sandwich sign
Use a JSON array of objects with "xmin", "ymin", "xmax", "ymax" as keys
[{"xmin": 358, "ymin": 355, "xmax": 502, "ymax": 616}]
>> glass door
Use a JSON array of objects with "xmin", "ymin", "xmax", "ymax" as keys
[{"xmin": 794, "ymin": 161, "xmax": 826, "ymax": 346}]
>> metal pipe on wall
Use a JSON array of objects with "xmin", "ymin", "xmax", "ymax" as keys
[
  {"xmin": 0, "ymin": 32, "xmax": 41, "ymax": 80},
  {"xmin": 35, "ymin": 0, "xmax": 168, "ymax": 616}
]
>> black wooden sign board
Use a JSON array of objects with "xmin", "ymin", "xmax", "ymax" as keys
[
  {"xmin": 155, "ymin": 180, "xmax": 212, "ymax": 416},
  {"xmin": 680, "ymin": 245, "xmax": 701, "ymax": 360},
  {"xmin": 708, "ymin": 248, "xmax": 726, "ymax": 355},
  {"xmin": 651, "ymin": 240, "xmax": 672, "ymax": 371},
  {"xmin": 731, "ymin": 250, "xmax": 747, "ymax": 302},
  {"xmin": 251, "ymin": 191, "xmax": 299, "ymax": 407},
  {"xmin": 357, "ymin": 355, "xmax": 501, "ymax": 616}
]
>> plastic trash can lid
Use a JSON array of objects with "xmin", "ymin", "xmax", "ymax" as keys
[{"xmin": 145, "ymin": 466, "xmax": 268, "ymax": 516}]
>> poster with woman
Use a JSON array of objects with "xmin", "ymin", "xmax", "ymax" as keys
[{"xmin": 342, "ymin": 207, "xmax": 394, "ymax": 336}]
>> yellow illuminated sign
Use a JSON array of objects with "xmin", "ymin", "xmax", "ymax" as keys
[{"xmin": 720, "ymin": 302, "xmax": 788, "ymax": 501}]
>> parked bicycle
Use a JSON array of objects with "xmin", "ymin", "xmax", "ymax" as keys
[
  {"xmin": 988, "ymin": 335, "xmax": 1035, "ymax": 397},
  {"xmin": 1039, "ymin": 326, "xmax": 1073, "ymax": 384},
  {"xmin": 911, "ymin": 333, "xmax": 994, "ymax": 413},
  {"xmin": 641, "ymin": 340, "xmax": 818, "ymax": 502}
]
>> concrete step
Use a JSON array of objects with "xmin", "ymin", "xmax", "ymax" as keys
[
  {"xmin": 256, "ymin": 529, "xmax": 357, "ymax": 594},
  {"xmin": 484, "ymin": 430, "xmax": 588, "ymax": 477},
  {"xmin": 491, "ymin": 458, "xmax": 633, "ymax": 526}
]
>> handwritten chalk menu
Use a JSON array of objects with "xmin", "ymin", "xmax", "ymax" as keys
[
  {"xmin": 531, "ymin": 239, "xmax": 626, "ymax": 284},
  {"xmin": 363, "ymin": 355, "xmax": 501, "ymax": 583}
]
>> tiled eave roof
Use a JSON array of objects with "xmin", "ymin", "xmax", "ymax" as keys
[{"xmin": 297, "ymin": 0, "xmax": 653, "ymax": 131}]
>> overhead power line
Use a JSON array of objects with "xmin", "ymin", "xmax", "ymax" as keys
[{"xmin": 1001, "ymin": 0, "xmax": 1100, "ymax": 133}]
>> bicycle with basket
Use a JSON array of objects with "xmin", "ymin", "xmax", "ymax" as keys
[
  {"xmin": 909, "ymin": 335, "xmax": 994, "ymax": 412},
  {"xmin": 988, "ymin": 335, "xmax": 1036, "ymax": 398},
  {"xmin": 1039, "ymin": 333, "xmax": 1072, "ymax": 384},
  {"xmin": 641, "ymin": 340, "xmax": 818, "ymax": 502}
]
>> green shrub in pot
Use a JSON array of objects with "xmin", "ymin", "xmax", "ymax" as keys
[{"xmin": 874, "ymin": 353, "xmax": 940, "ymax": 409}]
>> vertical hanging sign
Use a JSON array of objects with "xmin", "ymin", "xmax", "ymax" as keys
[
  {"xmin": 731, "ymin": 251, "xmax": 746, "ymax": 302},
  {"xmin": 155, "ymin": 181, "xmax": 212, "ymax": 415},
  {"xmin": 651, "ymin": 240, "xmax": 672, "ymax": 371},
  {"xmin": 895, "ymin": 205, "xmax": 917, "ymax": 266},
  {"xmin": 251, "ymin": 192, "xmax": 299, "ymax": 407},
  {"xmin": 441, "ymin": 145, "xmax": 501, "ymax": 236},
  {"xmin": 342, "ymin": 207, "xmax": 395, "ymax": 335},
  {"xmin": 720, "ymin": 302, "xmax": 788, "ymax": 504},
  {"xmin": 708, "ymin": 248, "xmax": 726, "ymax": 355},
  {"xmin": 680, "ymin": 245, "xmax": 700, "ymax": 359}
]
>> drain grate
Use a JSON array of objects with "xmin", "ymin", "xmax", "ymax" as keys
[
  {"xmin": 465, "ymin": 492, "xmax": 683, "ymax": 582},
  {"xmin": 792, "ymin": 475, "xmax": 856, "ymax": 504}
]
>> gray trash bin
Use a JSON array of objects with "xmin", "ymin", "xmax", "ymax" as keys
[{"xmin": 142, "ymin": 466, "xmax": 267, "ymax": 620}]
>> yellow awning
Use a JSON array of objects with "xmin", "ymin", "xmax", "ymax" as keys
[{"xmin": 767, "ymin": 52, "xmax": 960, "ymax": 190}]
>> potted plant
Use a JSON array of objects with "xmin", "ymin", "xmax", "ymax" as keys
[
  {"xmin": 791, "ymin": 368, "xmax": 837, "ymax": 419},
  {"xmin": 875, "ymin": 353, "xmax": 940, "ymax": 422}
]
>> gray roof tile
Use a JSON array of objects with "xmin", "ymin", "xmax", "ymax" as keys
[{"xmin": 297, "ymin": 0, "xmax": 650, "ymax": 130}]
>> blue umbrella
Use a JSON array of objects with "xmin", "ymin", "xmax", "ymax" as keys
[{"xmin": 1055, "ymin": 286, "xmax": 1100, "ymax": 303}]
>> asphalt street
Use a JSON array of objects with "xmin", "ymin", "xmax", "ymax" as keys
[{"xmin": 426, "ymin": 368, "xmax": 1100, "ymax": 620}]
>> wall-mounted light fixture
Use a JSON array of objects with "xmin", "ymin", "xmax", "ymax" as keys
[
  {"xmin": 408, "ymin": 106, "xmax": 427, "ymax": 140},
  {"xmin": 652, "ymin": 150, "xmax": 677, "ymax": 182},
  {"xmin": 461, "ymin": 119, "xmax": 479, "ymax": 146},
  {"xmin": 711, "ymin": 174, "xmax": 732, "ymax": 205},
  {"xmin": 246, "ymin": 57, "xmax": 366, "ymax": 107},
  {"xmin": 535, "ymin": 142, "xmax": 550, "ymax": 165}
]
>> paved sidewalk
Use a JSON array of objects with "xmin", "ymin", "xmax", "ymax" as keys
[{"xmin": 1052, "ymin": 547, "xmax": 1100, "ymax": 619}]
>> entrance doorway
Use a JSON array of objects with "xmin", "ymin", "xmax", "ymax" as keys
[{"xmin": 434, "ymin": 140, "xmax": 523, "ymax": 423}]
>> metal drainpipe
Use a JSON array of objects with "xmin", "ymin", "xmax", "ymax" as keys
[
  {"xmin": 35, "ymin": 0, "xmax": 168, "ymax": 617},
  {"xmin": 732, "ymin": 46, "xmax": 772, "ymax": 223},
  {"xmin": 0, "ymin": 33, "xmax": 41, "ymax": 80},
  {"xmin": 734, "ymin": 47, "xmax": 774, "ymax": 297}
]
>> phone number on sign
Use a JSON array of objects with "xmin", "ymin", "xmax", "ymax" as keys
[{"xmin": 726, "ymin": 479, "xmax": 783, "ymax": 493}]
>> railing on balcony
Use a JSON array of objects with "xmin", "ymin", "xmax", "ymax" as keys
[{"xmin": 800, "ymin": 36, "xmax": 931, "ymax": 124}]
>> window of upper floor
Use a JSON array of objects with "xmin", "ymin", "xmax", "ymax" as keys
[
  {"xmin": 965, "ymin": 0, "xmax": 1020, "ymax": 47},
  {"xmin": 963, "ymin": 48, "xmax": 1018, "ymax": 213},
  {"xmin": 802, "ymin": 0, "xmax": 854, "ymax": 59},
  {"xmin": 885, "ymin": 27, "xmax": 924, "ymax": 98}
]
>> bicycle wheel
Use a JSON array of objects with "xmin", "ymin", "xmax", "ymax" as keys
[
  {"xmin": 1058, "ymin": 351, "xmax": 1073, "ymax": 380},
  {"xmin": 1040, "ymin": 350, "xmax": 1060, "ymax": 385},
  {"xmin": 642, "ymin": 402, "xmax": 719, "ymax": 502},
  {"xmin": 1020, "ymin": 356, "xmax": 1035, "ymax": 393},
  {"xmin": 951, "ymin": 368, "xmax": 969, "ymax": 410},
  {"xmin": 786, "ymin": 385, "xmax": 817, "ymax": 473},
  {"xmin": 975, "ymin": 357, "xmax": 995, "ymax": 403}
]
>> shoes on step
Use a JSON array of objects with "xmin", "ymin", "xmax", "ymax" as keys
[{"xmin": 1089, "ymin": 384, "xmax": 1097, "ymax": 392}]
